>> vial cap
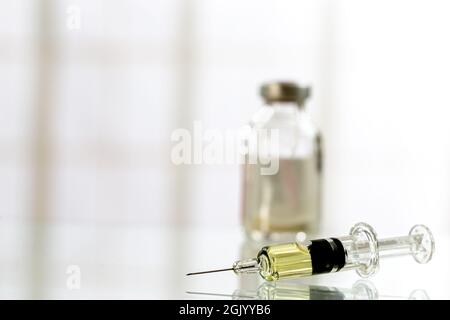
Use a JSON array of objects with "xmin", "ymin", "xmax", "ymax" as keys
[{"xmin": 260, "ymin": 81, "xmax": 311, "ymax": 106}]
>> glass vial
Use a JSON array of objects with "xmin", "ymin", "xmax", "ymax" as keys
[{"xmin": 241, "ymin": 81, "xmax": 322, "ymax": 241}]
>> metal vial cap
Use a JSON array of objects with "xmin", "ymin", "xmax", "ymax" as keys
[{"xmin": 260, "ymin": 81, "xmax": 311, "ymax": 106}]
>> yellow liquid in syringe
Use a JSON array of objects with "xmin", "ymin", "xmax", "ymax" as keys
[{"xmin": 257, "ymin": 243, "xmax": 312, "ymax": 281}]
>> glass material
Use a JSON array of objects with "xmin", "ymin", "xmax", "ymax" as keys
[
  {"xmin": 212, "ymin": 223, "xmax": 435, "ymax": 281},
  {"xmin": 241, "ymin": 100, "xmax": 322, "ymax": 241}
]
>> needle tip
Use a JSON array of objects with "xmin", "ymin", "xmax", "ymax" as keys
[{"xmin": 185, "ymin": 267, "xmax": 234, "ymax": 276}]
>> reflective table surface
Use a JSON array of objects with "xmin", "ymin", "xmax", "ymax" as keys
[{"xmin": 1, "ymin": 219, "xmax": 449, "ymax": 299}]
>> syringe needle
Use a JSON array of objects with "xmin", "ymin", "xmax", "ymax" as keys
[
  {"xmin": 186, "ymin": 223, "xmax": 434, "ymax": 282},
  {"xmin": 186, "ymin": 267, "xmax": 234, "ymax": 276}
]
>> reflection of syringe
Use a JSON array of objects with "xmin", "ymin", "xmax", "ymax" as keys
[
  {"xmin": 187, "ymin": 223, "xmax": 434, "ymax": 281},
  {"xmin": 187, "ymin": 281, "xmax": 429, "ymax": 300}
]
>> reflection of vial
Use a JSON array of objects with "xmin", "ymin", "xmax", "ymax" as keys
[{"xmin": 241, "ymin": 82, "xmax": 322, "ymax": 241}]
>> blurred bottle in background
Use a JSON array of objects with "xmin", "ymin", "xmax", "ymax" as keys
[{"xmin": 241, "ymin": 81, "xmax": 322, "ymax": 241}]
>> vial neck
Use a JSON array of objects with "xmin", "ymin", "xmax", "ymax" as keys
[
  {"xmin": 267, "ymin": 102, "xmax": 304, "ymax": 111},
  {"xmin": 266, "ymin": 102, "xmax": 309, "ymax": 123}
]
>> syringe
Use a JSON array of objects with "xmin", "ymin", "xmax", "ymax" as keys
[{"xmin": 187, "ymin": 223, "xmax": 434, "ymax": 281}]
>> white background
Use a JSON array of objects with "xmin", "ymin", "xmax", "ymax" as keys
[{"xmin": 0, "ymin": 0, "xmax": 449, "ymax": 298}]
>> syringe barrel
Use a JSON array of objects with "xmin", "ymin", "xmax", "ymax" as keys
[
  {"xmin": 337, "ymin": 223, "xmax": 434, "ymax": 277},
  {"xmin": 336, "ymin": 236, "xmax": 413, "ymax": 272},
  {"xmin": 377, "ymin": 236, "xmax": 414, "ymax": 258},
  {"xmin": 246, "ymin": 223, "xmax": 434, "ymax": 281}
]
